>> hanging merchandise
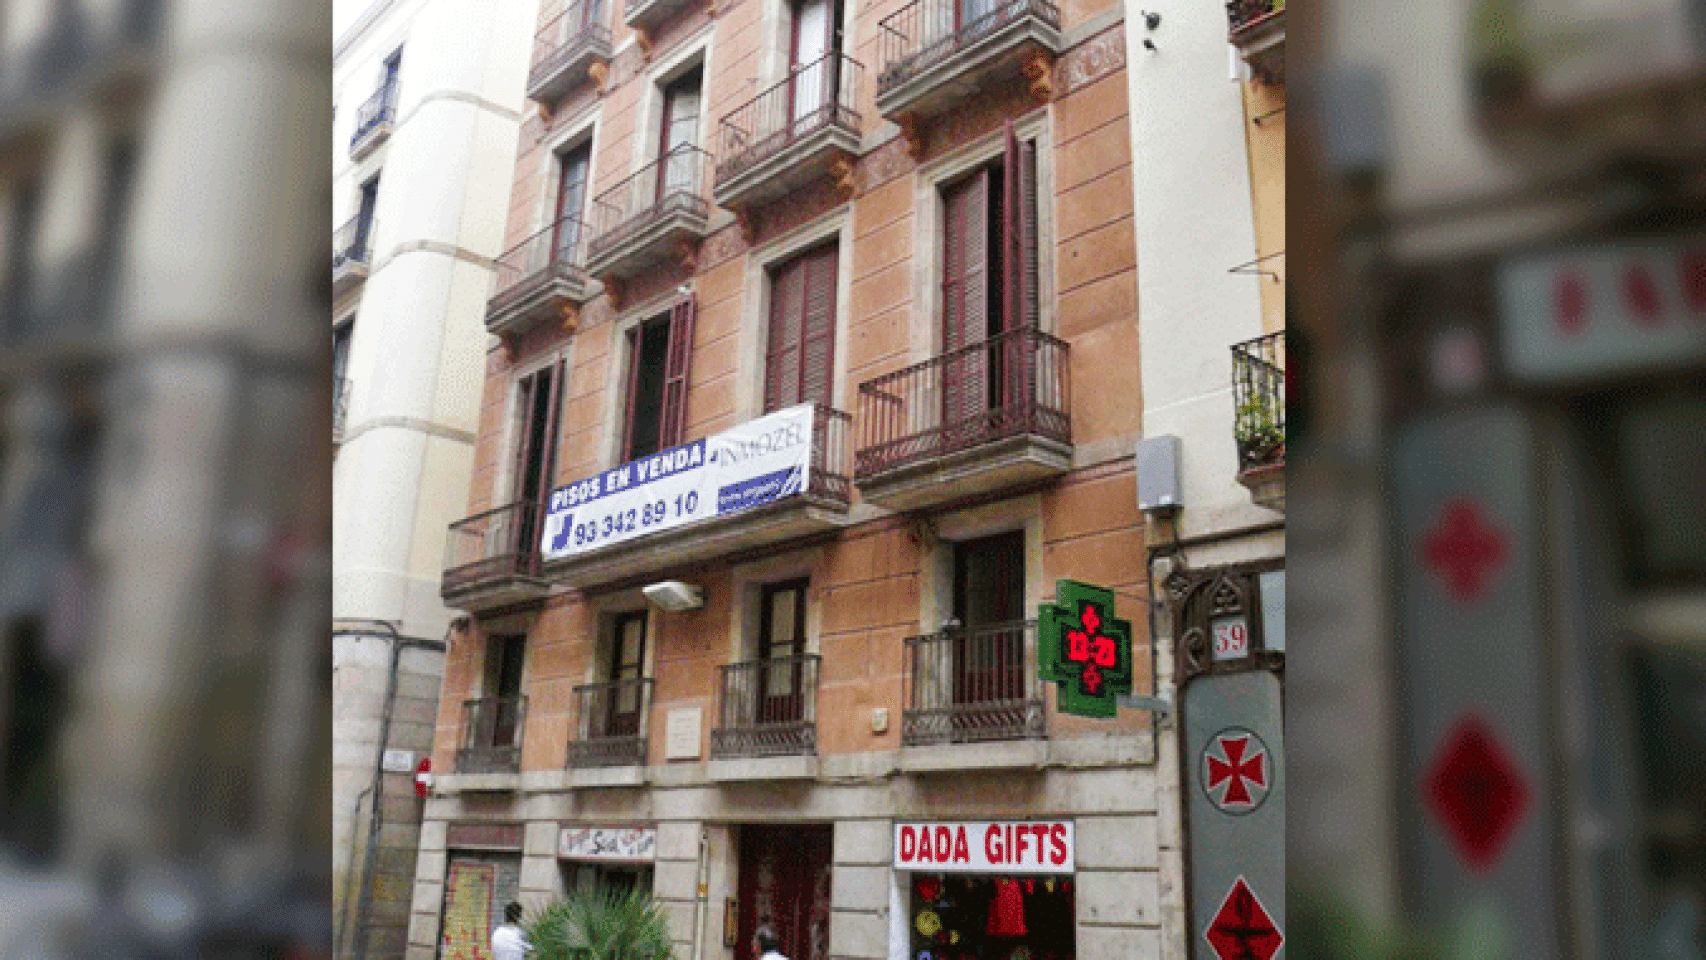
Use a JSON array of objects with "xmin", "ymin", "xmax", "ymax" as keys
[
  {"xmin": 986, "ymin": 879, "xmax": 1028, "ymax": 937},
  {"xmin": 1009, "ymin": 947, "xmax": 1033, "ymax": 960},
  {"xmin": 918, "ymin": 877, "xmax": 943, "ymax": 903},
  {"xmin": 917, "ymin": 909, "xmax": 943, "ymax": 938}
]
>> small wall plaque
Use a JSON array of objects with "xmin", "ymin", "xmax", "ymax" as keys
[{"xmin": 665, "ymin": 707, "xmax": 702, "ymax": 760}]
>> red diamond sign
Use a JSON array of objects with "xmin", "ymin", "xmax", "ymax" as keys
[
  {"xmin": 1421, "ymin": 498, "xmax": 1508, "ymax": 603},
  {"xmin": 1205, "ymin": 876, "xmax": 1283, "ymax": 960},
  {"xmin": 1423, "ymin": 713, "xmax": 1531, "ymax": 873}
]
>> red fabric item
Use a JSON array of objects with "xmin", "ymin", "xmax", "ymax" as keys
[{"xmin": 986, "ymin": 879, "xmax": 1027, "ymax": 937}]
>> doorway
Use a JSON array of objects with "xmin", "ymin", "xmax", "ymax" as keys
[{"xmin": 736, "ymin": 824, "xmax": 833, "ymax": 960}]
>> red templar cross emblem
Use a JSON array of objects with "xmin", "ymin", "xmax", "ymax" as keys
[
  {"xmin": 1421, "ymin": 498, "xmax": 1508, "ymax": 603},
  {"xmin": 1202, "ymin": 729, "xmax": 1271, "ymax": 813},
  {"xmin": 1205, "ymin": 876, "xmax": 1283, "ymax": 960}
]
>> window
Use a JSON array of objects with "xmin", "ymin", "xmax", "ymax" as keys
[
  {"xmin": 381, "ymin": 47, "xmax": 403, "ymax": 103},
  {"xmin": 355, "ymin": 175, "xmax": 380, "ymax": 253},
  {"xmin": 512, "ymin": 361, "xmax": 564, "ymax": 555},
  {"xmin": 480, "ymin": 633, "xmax": 527, "ymax": 747},
  {"xmin": 555, "ymin": 141, "xmax": 592, "ymax": 260},
  {"xmin": 333, "ymin": 321, "xmax": 353, "ymax": 385},
  {"xmin": 940, "ymin": 127, "xmax": 1040, "ymax": 428},
  {"xmin": 757, "ymin": 579, "xmax": 808, "ymax": 723},
  {"xmin": 606, "ymin": 611, "xmax": 648, "ymax": 736},
  {"xmin": 622, "ymin": 297, "xmax": 696, "ymax": 461},
  {"xmin": 765, "ymin": 243, "xmax": 837, "ymax": 411},
  {"xmin": 951, "ymin": 530, "xmax": 1026, "ymax": 704},
  {"xmin": 658, "ymin": 67, "xmax": 703, "ymax": 198},
  {"xmin": 788, "ymin": 0, "xmax": 844, "ymax": 130}
]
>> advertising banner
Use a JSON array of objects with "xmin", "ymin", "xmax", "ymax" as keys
[
  {"xmin": 558, "ymin": 825, "xmax": 658, "ymax": 862},
  {"xmin": 893, "ymin": 820, "xmax": 1075, "ymax": 874},
  {"xmin": 541, "ymin": 404, "xmax": 816, "ymax": 560}
]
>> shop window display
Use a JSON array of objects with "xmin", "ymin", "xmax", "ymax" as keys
[{"xmin": 908, "ymin": 873, "xmax": 1075, "ymax": 960}]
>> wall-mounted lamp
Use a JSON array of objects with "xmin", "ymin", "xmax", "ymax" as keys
[{"xmin": 643, "ymin": 580, "xmax": 704, "ymax": 611}]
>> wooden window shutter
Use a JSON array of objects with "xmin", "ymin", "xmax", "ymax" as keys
[
  {"xmin": 511, "ymin": 373, "xmax": 540, "ymax": 505},
  {"xmin": 800, "ymin": 245, "xmax": 838, "ymax": 408},
  {"xmin": 535, "ymin": 358, "xmax": 566, "ymax": 517},
  {"xmin": 621, "ymin": 324, "xmax": 644, "ymax": 461},
  {"xmin": 659, "ymin": 295, "xmax": 696, "ymax": 447},
  {"xmin": 766, "ymin": 258, "xmax": 806, "ymax": 412},
  {"xmin": 942, "ymin": 170, "xmax": 991, "ymax": 439}
]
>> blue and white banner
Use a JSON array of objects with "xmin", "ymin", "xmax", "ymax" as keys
[{"xmin": 541, "ymin": 403, "xmax": 816, "ymax": 560}]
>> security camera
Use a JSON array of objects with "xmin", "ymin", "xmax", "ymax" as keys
[{"xmin": 643, "ymin": 580, "xmax": 703, "ymax": 611}]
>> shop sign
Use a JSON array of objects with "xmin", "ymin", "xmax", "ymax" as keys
[
  {"xmin": 559, "ymin": 825, "xmax": 657, "ymax": 862},
  {"xmin": 1496, "ymin": 240, "xmax": 1706, "ymax": 385},
  {"xmin": 893, "ymin": 820, "xmax": 1074, "ymax": 874},
  {"xmin": 542, "ymin": 403, "xmax": 817, "ymax": 559},
  {"xmin": 1037, "ymin": 580, "xmax": 1134, "ymax": 719}
]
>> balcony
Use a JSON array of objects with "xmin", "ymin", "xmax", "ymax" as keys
[
  {"xmin": 875, "ymin": 0, "xmax": 1061, "ymax": 125},
  {"xmin": 544, "ymin": 405, "xmax": 852, "ymax": 589},
  {"xmin": 901, "ymin": 621, "xmax": 1045, "ymax": 767},
  {"xmin": 528, "ymin": 0, "xmax": 612, "ymax": 104},
  {"xmin": 854, "ymin": 326, "xmax": 1071, "ymax": 512},
  {"xmin": 585, "ymin": 146, "xmax": 713, "ymax": 281},
  {"xmin": 332, "ymin": 216, "xmax": 374, "ymax": 297},
  {"xmin": 1232, "ymin": 330, "xmax": 1284, "ymax": 513},
  {"xmin": 334, "ymin": 378, "xmax": 350, "ymax": 444},
  {"xmin": 709, "ymin": 655, "xmax": 820, "ymax": 779},
  {"xmin": 1227, "ymin": 0, "xmax": 1283, "ymax": 83},
  {"xmin": 349, "ymin": 83, "xmax": 397, "ymax": 160},
  {"xmin": 487, "ymin": 216, "xmax": 593, "ymax": 337},
  {"xmin": 458, "ymin": 696, "xmax": 527, "ymax": 776},
  {"xmin": 441, "ymin": 502, "xmax": 549, "ymax": 612},
  {"xmin": 566, "ymin": 679, "xmax": 652, "ymax": 781},
  {"xmin": 713, "ymin": 53, "xmax": 863, "ymax": 211},
  {"xmin": 623, "ymin": 0, "xmax": 696, "ymax": 36}
]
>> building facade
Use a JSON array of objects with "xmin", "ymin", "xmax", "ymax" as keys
[
  {"xmin": 409, "ymin": 0, "xmax": 1176, "ymax": 956},
  {"xmin": 332, "ymin": 0, "xmax": 541, "ymax": 955}
]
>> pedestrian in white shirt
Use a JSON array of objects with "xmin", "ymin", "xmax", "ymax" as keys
[
  {"xmin": 754, "ymin": 923, "xmax": 789, "ymax": 960},
  {"xmin": 492, "ymin": 902, "xmax": 533, "ymax": 960}
]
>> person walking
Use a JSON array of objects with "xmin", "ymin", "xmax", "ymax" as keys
[
  {"xmin": 492, "ymin": 902, "xmax": 533, "ymax": 960},
  {"xmin": 754, "ymin": 923, "xmax": 788, "ymax": 960}
]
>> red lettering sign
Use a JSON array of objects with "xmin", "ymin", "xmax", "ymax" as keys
[{"xmin": 895, "ymin": 821, "xmax": 1074, "ymax": 873}]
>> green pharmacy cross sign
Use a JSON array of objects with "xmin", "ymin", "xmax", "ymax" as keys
[{"xmin": 1038, "ymin": 579, "xmax": 1134, "ymax": 719}]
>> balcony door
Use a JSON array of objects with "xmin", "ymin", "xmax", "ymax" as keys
[
  {"xmin": 554, "ymin": 143, "xmax": 591, "ymax": 266},
  {"xmin": 951, "ymin": 530, "xmax": 1026, "ymax": 706},
  {"xmin": 607, "ymin": 612, "xmax": 648, "ymax": 737},
  {"xmin": 757, "ymin": 580, "xmax": 808, "ymax": 725},
  {"xmin": 484, "ymin": 634, "xmax": 527, "ymax": 748},
  {"xmin": 788, "ymin": 0, "xmax": 841, "ymax": 133},
  {"xmin": 658, "ymin": 68, "xmax": 702, "ymax": 202},
  {"xmin": 511, "ymin": 362, "xmax": 564, "ymax": 564},
  {"xmin": 354, "ymin": 175, "xmax": 379, "ymax": 254}
]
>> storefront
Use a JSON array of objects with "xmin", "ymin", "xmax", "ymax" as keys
[
  {"xmin": 558, "ymin": 824, "xmax": 658, "ymax": 897},
  {"xmin": 439, "ymin": 822, "xmax": 524, "ymax": 960},
  {"xmin": 892, "ymin": 820, "xmax": 1077, "ymax": 960}
]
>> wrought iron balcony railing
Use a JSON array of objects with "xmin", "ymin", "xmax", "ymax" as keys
[
  {"xmin": 443, "ymin": 502, "xmax": 541, "ymax": 593},
  {"xmin": 716, "ymin": 52, "xmax": 863, "ymax": 184},
  {"xmin": 333, "ymin": 215, "xmax": 374, "ymax": 274},
  {"xmin": 334, "ymin": 378, "xmax": 350, "ymax": 443},
  {"xmin": 1231, "ymin": 330, "xmax": 1285, "ymax": 470},
  {"xmin": 805, "ymin": 404, "xmax": 853, "ymax": 503},
  {"xmin": 876, "ymin": 0, "xmax": 1060, "ymax": 96},
  {"xmin": 587, "ymin": 144, "xmax": 711, "ymax": 260},
  {"xmin": 1227, "ymin": 0, "xmax": 1283, "ymax": 36},
  {"xmin": 458, "ymin": 696, "xmax": 527, "ymax": 774},
  {"xmin": 489, "ymin": 215, "xmax": 590, "ymax": 313},
  {"xmin": 529, "ymin": 0, "xmax": 611, "ymax": 100},
  {"xmin": 350, "ymin": 82, "xmax": 397, "ymax": 153},
  {"xmin": 855, "ymin": 326, "xmax": 1070, "ymax": 478},
  {"xmin": 902, "ymin": 620, "xmax": 1045, "ymax": 746},
  {"xmin": 710, "ymin": 654, "xmax": 821, "ymax": 759},
  {"xmin": 567, "ymin": 678, "xmax": 653, "ymax": 767}
]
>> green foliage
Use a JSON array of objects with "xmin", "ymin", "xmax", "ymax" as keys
[
  {"xmin": 527, "ymin": 887, "xmax": 677, "ymax": 960},
  {"xmin": 1235, "ymin": 395, "xmax": 1285, "ymax": 463}
]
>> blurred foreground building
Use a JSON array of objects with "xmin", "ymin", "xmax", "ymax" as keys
[
  {"xmin": 332, "ymin": 0, "xmax": 542, "ymax": 956},
  {"xmin": 404, "ymin": 0, "xmax": 1201, "ymax": 954},
  {"xmin": 1290, "ymin": 1, "xmax": 1706, "ymax": 956}
]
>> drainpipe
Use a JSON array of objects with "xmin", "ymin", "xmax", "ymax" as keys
[
  {"xmin": 340, "ymin": 617, "xmax": 450, "ymax": 960},
  {"xmin": 690, "ymin": 828, "xmax": 711, "ymax": 960},
  {"xmin": 338, "ymin": 783, "xmax": 375, "ymax": 958}
]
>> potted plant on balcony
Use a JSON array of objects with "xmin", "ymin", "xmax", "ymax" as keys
[
  {"xmin": 528, "ymin": 886, "xmax": 676, "ymax": 960},
  {"xmin": 1235, "ymin": 396, "xmax": 1285, "ymax": 469}
]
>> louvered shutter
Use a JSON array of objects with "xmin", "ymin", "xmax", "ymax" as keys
[
  {"xmin": 942, "ymin": 169, "xmax": 990, "ymax": 449},
  {"xmin": 800, "ymin": 245, "xmax": 838, "ymax": 407},
  {"xmin": 659, "ymin": 295, "xmax": 696, "ymax": 447},
  {"xmin": 998, "ymin": 126, "xmax": 1040, "ymax": 417},
  {"xmin": 767, "ymin": 259, "xmax": 806, "ymax": 411},
  {"xmin": 529, "ymin": 360, "xmax": 565, "ymax": 567},
  {"xmin": 621, "ymin": 324, "xmax": 644, "ymax": 460}
]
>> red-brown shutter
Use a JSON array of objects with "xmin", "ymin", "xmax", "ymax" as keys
[
  {"xmin": 767, "ymin": 259, "xmax": 806, "ymax": 411},
  {"xmin": 800, "ymin": 245, "xmax": 838, "ymax": 407},
  {"xmin": 659, "ymin": 295, "xmax": 696, "ymax": 446},
  {"xmin": 511, "ymin": 372, "xmax": 540, "ymax": 506},
  {"xmin": 942, "ymin": 169, "xmax": 990, "ymax": 444},
  {"xmin": 531, "ymin": 359, "xmax": 565, "ymax": 566},
  {"xmin": 999, "ymin": 128, "xmax": 1040, "ymax": 414},
  {"xmin": 621, "ymin": 324, "xmax": 644, "ymax": 461}
]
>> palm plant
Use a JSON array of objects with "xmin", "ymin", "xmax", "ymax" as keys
[{"xmin": 527, "ymin": 886, "xmax": 677, "ymax": 960}]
